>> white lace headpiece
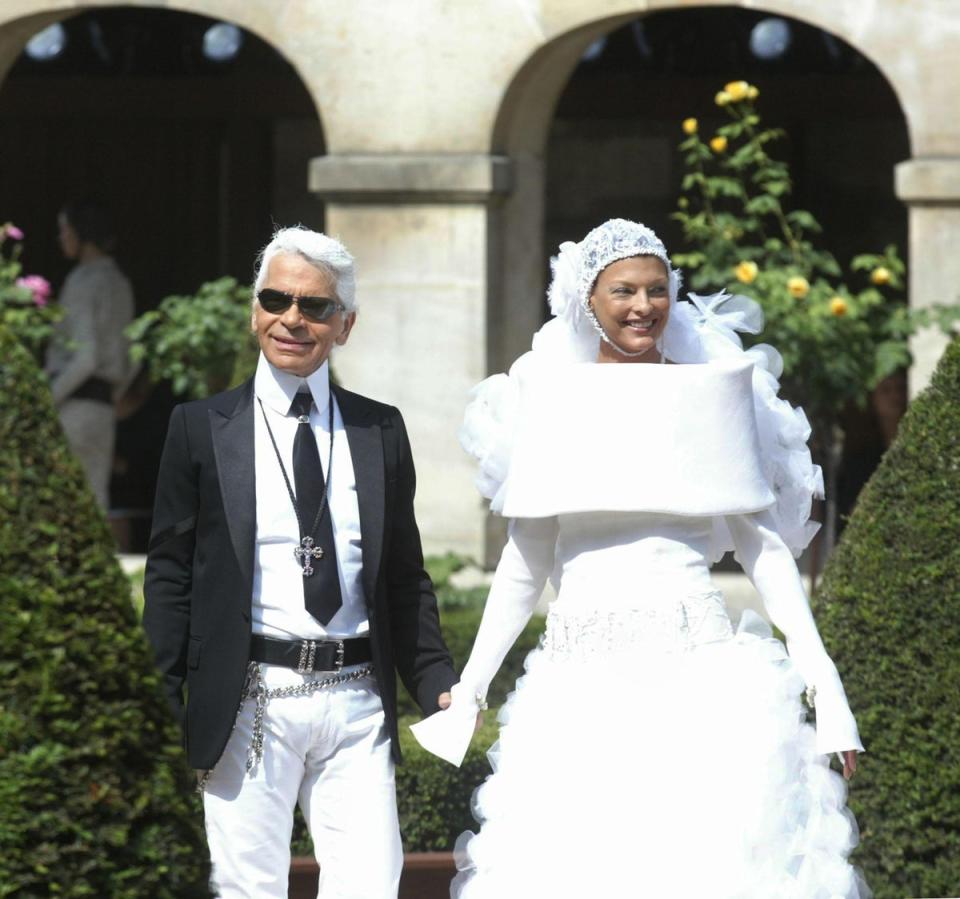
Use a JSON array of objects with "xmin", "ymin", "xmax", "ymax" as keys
[
  {"xmin": 461, "ymin": 218, "xmax": 824, "ymax": 558},
  {"xmin": 545, "ymin": 219, "xmax": 684, "ymax": 358}
]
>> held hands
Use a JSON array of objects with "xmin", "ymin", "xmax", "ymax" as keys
[{"xmin": 437, "ymin": 691, "xmax": 484, "ymax": 733}]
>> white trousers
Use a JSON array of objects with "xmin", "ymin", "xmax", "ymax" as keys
[
  {"xmin": 202, "ymin": 665, "xmax": 402, "ymax": 899},
  {"xmin": 58, "ymin": 398, "xmax": 115, "ymax": 509}
]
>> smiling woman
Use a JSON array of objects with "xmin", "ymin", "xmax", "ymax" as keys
[
  {"xmin": 588, "ymin": 255, "xmax": 670, "ymax": 362},
  {"xmin": 412, "ymin": 218, "xmax": 869, "ymax": 899}
]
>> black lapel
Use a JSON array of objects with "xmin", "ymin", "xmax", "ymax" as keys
[
  {"xmin": 209, "ymin": 379, "xmax": 256, "ymax": 599},
  {"xmin": 334, "ymin": 385, "xmax": 385, "ymax": 606}
]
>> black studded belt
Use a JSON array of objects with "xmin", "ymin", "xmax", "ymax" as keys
[{"xmin": 249, "ymin": 634, "xmax": 372, "ymax": 674}]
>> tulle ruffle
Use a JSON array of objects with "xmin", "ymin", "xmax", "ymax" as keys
[{"xmin": 452, "ymin": 611, "xmax": 869, "ymax": 899}]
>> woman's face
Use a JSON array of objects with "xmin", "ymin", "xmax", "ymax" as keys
[
  {"xmin": 589, "ymin": 255, "xmax": 670, "ymax": 361},
  {"xmin": 57, "ymin": 213, "xmax": 81, "ymax": 260}
]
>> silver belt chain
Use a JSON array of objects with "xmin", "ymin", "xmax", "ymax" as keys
[{"xmin": 195, "ymin": 661, "xmax": 374, "ymax": 793}]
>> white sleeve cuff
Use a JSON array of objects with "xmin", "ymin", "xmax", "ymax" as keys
[
  {"xmin": 810, "ymin": 665, "xmax": 864, "ymax": 756},
  {"xmin": 409, "ymin": 683, "xmax": 480, "ymax": 767}
]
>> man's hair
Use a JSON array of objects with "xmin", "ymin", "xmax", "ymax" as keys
[{"xmin": 252, "ymin": 226, "xmax": 357, "ymax": 312}]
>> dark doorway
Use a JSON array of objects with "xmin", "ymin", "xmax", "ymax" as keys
[{"xmin": 0, "ymin": 7, "xmax": 325, "ymax": 549}]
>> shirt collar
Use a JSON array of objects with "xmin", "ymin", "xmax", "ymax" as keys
[{"xmin": 254, "ymin": 352, "xmax": 331, "ymax": 418}]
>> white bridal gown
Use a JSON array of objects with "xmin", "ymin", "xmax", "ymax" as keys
[{"xmin": 413, "ymin": 359, "xmax": 869, "ymax": 899}]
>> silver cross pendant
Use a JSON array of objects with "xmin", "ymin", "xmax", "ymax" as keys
[{"xmin": 293, "ymin": 536, "xmax": 324, "ymax": 577}]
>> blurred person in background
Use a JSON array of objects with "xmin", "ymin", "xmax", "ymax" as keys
[{"xmin": 45, "ymin": 199, "xmax": 135, "ymax": 509}]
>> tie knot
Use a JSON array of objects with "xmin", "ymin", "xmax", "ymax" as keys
[{"xmin": 289, "ymin": 392, "xmax": 313, "ymax": 420}]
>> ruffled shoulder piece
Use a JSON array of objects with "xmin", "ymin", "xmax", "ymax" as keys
[
  {"xmin": 460, "ymin": 291, "xmax": 823, "ymax": 557},
  {"xmin": 459, "ymin": 350, "xmax": 535, "ymax": 513},
  {"xmin": 662, "ymin": 292, "xmax": 824, "ymax": 559}
]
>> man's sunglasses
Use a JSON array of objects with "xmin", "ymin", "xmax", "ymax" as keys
[{"xmin": 257, "ymin": 288, "xmax": 346, "ymax": 323}]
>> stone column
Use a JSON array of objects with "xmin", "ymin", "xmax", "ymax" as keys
[
  {"xmin": 309, "ymin": 154, "xmax": 511, "ymax": 560},
  {"xmin": 895, "ymin": 158, "xmax": 960, "ymax": 395}
]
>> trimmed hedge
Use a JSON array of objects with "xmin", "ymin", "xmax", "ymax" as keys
[
  {"xmin": 398, "ymin": 602, "xmax": 543, "ymax": 850},
  {"xmin": 815, "ymin": 339, "xmax": 960, "ymax": 899},
  {"xmin": 396, "ymin": 713, "xmax": 504, "ymax": 852},
  {"xmin": 0, "ymin": 327, "xmax": 210, "ymax": 897}
]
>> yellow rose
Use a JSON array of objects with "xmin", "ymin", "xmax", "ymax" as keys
[
  {"xmin": 747, "ymin": 85, "xmax": 759, "ymax": 100},
  {"xmin": 735, "ymin": 261, "xmax": 759, "ymax": 284},
  {"xmin": 715, "ymin": 91, "xmax": 732, "ymax": 107},
  {"xmin": 682, "ymin": 117, "xmax": 698, "ymax": 135},
  {"xmin": 710, "ymin": 136, "xmax": 728, "ymax": 153},
  {"xmin": 871, "ymin": 266, "xmax": 892, "ymax": 285},
  {"xmin": 724, "ymin": 81, "xmax": 750, "ymax": 102},
  {"xmin": 829, "ymin": 296, "xmax": 849, "ymax": 317},
  {"xmin": 787, "ymin": 276, "xmax": 810, "ymax": 299}
]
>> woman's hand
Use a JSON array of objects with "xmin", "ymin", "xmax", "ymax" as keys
[
  {"xmin": 437, "ymin": 691, "xmax": 484, "ymax": 732},
  {"xmin": 842, "ymin": 750, "xmax": 858, "ymax": 780}
]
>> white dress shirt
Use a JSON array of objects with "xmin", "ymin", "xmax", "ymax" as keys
[{"xmin": 252, "ymin": 354, "xmax": 368, "ymax": 640}]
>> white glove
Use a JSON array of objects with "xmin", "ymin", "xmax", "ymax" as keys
[
  {"xmin": 725, "ymin": 510, "xmax": 864, "ymax": 756},
  {"xmin": 410, "ymin": 516, "xmax": 558, "ymax": 766}
]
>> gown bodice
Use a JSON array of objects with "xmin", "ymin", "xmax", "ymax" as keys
[
  {"xmin": 547, "ymin": 512, "xmax": 735, "ymax": 657},
  {"xmin": 553, "ymin": 511, "xmax": 716, "ymax": 608}
]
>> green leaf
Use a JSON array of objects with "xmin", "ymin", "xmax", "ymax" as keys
[
  {"xmin": 785, "ymin": 210, "xmax": 823, "ymax": 233},
  {"xmin": 744, "ymin": 195, "xmax": 780, "ymax": 216}
]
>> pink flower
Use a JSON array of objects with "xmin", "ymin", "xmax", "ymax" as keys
[
  {"xmin": 5, "ymin": 223, "xmax": 24, "ymax": 240},
  {"xmin": 17, "ymin": 274, "xmax": 52, "ymax": 306}
]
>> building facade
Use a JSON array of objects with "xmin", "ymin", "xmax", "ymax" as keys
[{"xmin": 1, "ymin": 0, "xmax": 957, "ymax": 561}]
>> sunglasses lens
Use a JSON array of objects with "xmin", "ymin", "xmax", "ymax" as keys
[
  {"xmin": 258, "ymin": 289, "xmax": 291, "ymax": 314},
  {"xmin": 299, "ymin": 298, "xmax": 338, "ymax": 322}
]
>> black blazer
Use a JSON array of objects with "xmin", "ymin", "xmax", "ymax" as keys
[{"xmin": 142, "ymin": 378, "xmax": 457, "ymax": 770}]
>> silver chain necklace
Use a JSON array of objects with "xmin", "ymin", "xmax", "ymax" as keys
[{"xmin": 257, "ymin": 391, "xmax": 335, "ymax": 577}]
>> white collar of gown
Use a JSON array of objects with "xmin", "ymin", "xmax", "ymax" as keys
[{"xmin": 499, "ymin": 357, "xmax": 775, "ymax": 519}]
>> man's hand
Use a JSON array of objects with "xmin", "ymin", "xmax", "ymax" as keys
[
  {"xmin": 842, "ymin": 750, "xmax": 858, "ymax": 780},
  {"xmin": 437, "ymin": 691, "xmax": 484, "ymax": 733}
]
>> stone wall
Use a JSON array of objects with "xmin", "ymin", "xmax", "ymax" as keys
[{"xmin": 2, "ymin": 0, "xmax": 958, "ymax": 558}]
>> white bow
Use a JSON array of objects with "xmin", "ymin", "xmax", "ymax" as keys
[{"xmin": 687, "ymin": 291, "xmax": 764, "ymax": 347}]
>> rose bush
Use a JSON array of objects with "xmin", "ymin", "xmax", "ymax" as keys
[
  {"xmin": 672, "ymin": 82, "xmax": 959, "ymax": 552},
  {"xmin": 0, "ymin": 222, "xmax": 61, "ymax": 360}
]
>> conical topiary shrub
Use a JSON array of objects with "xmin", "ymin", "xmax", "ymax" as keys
[
  {"xmin": 815, "ymin": 338, "xmax": 960, "ymax": 899},
  {"xmin": 0, "ymin": 327, "xmax": 210, "ymax": 897}
]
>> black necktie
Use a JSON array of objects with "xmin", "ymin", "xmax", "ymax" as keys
[{"xmin": 290, "ymin": 392, "xmax": 342, "ymax": 625}]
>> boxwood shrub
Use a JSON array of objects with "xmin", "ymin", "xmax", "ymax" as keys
[
  {"xmin": 0, "ymin": 327, "xmax": 210, "ymax": 897},
  {"xmin": 396, "ymin": 713, "xmax": 504, "ymax": 852},
  {"xmin": 815, "ymin": 338, "xmax": 960, "ymax": 899}
]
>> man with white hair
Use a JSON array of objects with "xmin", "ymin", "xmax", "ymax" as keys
[{"xmin": 143, "ymin": 226, "xmax": 457, "ymax": 898}]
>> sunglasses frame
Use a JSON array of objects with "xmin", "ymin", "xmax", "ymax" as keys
[{"xmin": 257, "ymin": 288, "xmax": 346, "ymax": 323}]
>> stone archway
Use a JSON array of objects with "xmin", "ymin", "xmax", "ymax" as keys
[
  {"xmin": 489, "ymin": 3, "xmax": 918, "ymax": 376},
  {"xmin": 473, "ymin": 0, "xmax": 960, "ymax": 561},
  {"xmin": 0, "ymin": 4, "xmax": 327, "ymax": 547},
  {"xmin": 488, "ymin": 1, "xmax": 960, "ymax": 407}
]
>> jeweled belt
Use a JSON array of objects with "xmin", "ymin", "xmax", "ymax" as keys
[{"xmin": 542, "ymin": 590, "xmax": 734, "ymax": 660}]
